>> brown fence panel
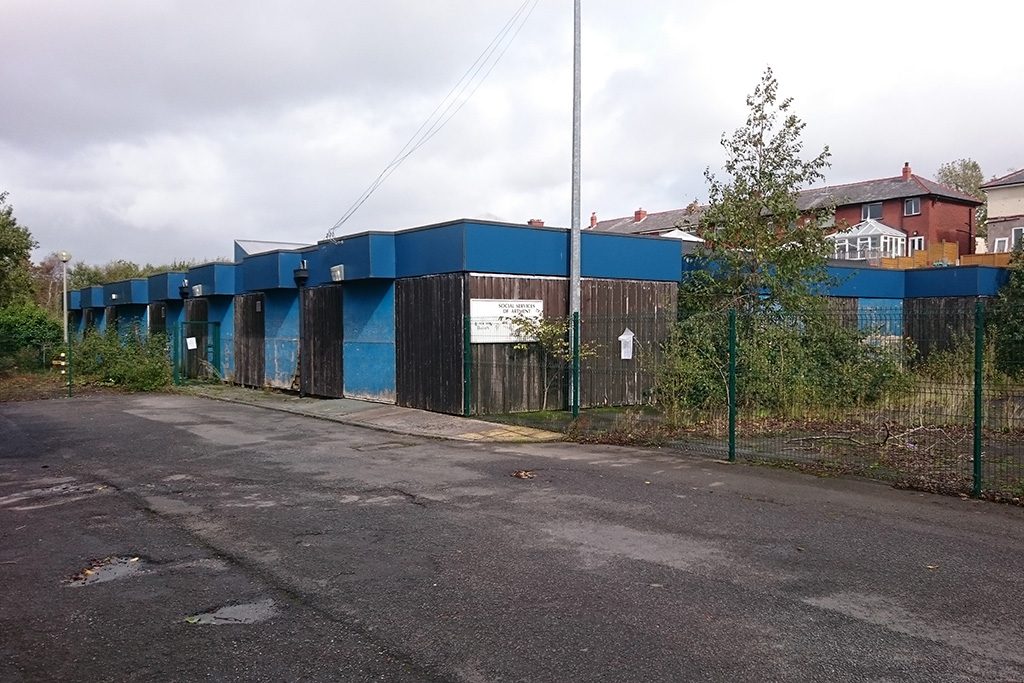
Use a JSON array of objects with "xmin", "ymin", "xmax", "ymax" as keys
[
  {"xmin": 233, "ymin": 293, "xmax": 266, "ymax": 388},
  {"xmin": 396, "ymin": 274, "xmax": 464, "ymax": 414},
  {"xmin": 300, "ymin": 285, "xmax": 344, "ymax": 397},
  {"xmin": 148, "ymin": 303, "xmax": 167, "ymax": 336},
  {"xmin": 904, "ymin": 297, "xmax": 977, "ymax": 357}
]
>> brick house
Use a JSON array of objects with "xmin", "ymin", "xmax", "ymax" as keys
[
  {"xmin": 980, "ymin": 168, "xmax": 1024, "ymax": 253},
  {"xmin": 799, "ymin": 163, "xmax": 982, "ymax": 257}
]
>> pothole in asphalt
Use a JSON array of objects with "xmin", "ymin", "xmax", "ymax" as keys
[
  {"xmin": 184, "ymin": 599, "xmax": 277, "ymax": 625},
  {"xmin": 64, "ymin": 556, "xmax": 146, "ymax": 587},
  {"xmin": 0, "ymin": 481, "xmax": 113, "ymax": 511}
]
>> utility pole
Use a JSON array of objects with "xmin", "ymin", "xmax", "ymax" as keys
[{"xmin": 569, "ymin": 0, "xmax": 582, "ymax": 414}]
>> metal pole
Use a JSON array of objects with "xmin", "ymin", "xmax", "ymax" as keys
[
  {"xmin": 728, "ymin": 308, "xmax": 737, "ymax": 463},
  {"xmin": 571, "ymin": 312, "xmax": 580, "ymax": 417},
  {"xmin": 569, "ymin": 0, "xmax": 582, "ymax": 408},
  {"xmin": 62, "ymin": 260, "xmax": 69, "ymax": 345},
  {"xmin": 973, "ymin": 298, "xmax": 984, "ymax": 498}
]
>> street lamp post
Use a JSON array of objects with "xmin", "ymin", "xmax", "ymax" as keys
[{"xmin": 58, "ymin": 250, "xmax": 72, "ymax": 397}]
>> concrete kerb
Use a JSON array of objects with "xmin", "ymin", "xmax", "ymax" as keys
[{"xmin": 178, "ymin": 385, "xmax": 564, "ymax": 444}]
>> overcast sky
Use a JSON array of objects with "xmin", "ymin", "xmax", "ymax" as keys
[{"xmin": 2, "ymin": 0, "xmax": 1022, "ymax": 266}]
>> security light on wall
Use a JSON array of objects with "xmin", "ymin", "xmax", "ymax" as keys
[
  {"xmin": 330, "ymin": 264, "xmax": 345, "ymax": 282},
  {"xmin": 179, "ymin": 279, "xmax": 191, "ymax": 299},
  {"xmin": 110, "ymin": 293, "xmax": 119, "ymax": 300},
  {"xmin": 192, "ymin": 284, "xmax": 205, "ymax": 297}
]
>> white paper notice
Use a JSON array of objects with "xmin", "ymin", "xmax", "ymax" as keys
[{"xmin": 186, "ymin": 337, "xmax": 198, "ymax": 350}]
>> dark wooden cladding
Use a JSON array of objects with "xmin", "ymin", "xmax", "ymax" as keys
[
  {"xmin": 148, "ymin": 303, "xmax": 167, "ymax": 336},
  {"xmin": 104, "ymin": 306, "xmax": 118, "ymax": 332},
  {"xmin": 468, "ymin": 275, "xmax": 568, "ymax": 414},
  {"xmin": 183, "ymin": 298, "xmax": 210, "ymax": 379},
  {"xmin": 579, "ymin": 279, "xmax": 677, "ymax": 409},
  {"xmin": 396, "ymin": 274, "xmax": 465, "ymax": 414},
  {"xmin": 83, "ymin": 309, "xmax": 95, "ymax": 330},
  {"xmin": 904, "ymin": 296, "xmax": 978, "ymax": 357},
  {"xmin": 300, "ymin": 285, "xmax": 344, "ymax": 398},
  {"xmin": 233, "ymin": 293, "xmax": 266, "ymax": 388},
  {"xmin": 825, "ymin": 297, "xmax": 859, "ymax": 331}
]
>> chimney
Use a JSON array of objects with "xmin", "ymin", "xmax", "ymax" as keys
[
  {"xmin": 634, "ymin": 208, "xmax": 647, "ymax": 223},
  {"xmin": 902, "ymin": 162, "xmax": 912, "ymax": 180},
  {"xmin": 590, "ymin": 212, "xmax": 597, "ymax": 228},
  {"xmin": 527, "ymin": 218, "xmax": 544, "ymax": 227}
]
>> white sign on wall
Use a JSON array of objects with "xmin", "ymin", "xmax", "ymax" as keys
[
  {"xmin": 185, "ymin": 337, "xmax": 198, "ymax": 350},
  {"xmin": 469, "ymin": 299, "xmax": 544, "ymax": 343},
  {"xmin": 618, "ymin": 327, "xmax": 635, "ymax": 360}
]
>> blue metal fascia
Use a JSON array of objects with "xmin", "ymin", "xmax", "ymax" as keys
[
  {"xmin": 823, "ymin": 265, "xmax": 906, "ymax": 299},
  {"xmin": 188, "ymin": 262, "xmax": 237, "ymax": 296},
  {"xmin": 581, "ymin": 232, "xmax": 682, "ymax": 281},
  {"xmin": 464, "ymin": 223, "xmax": 567, "ymax": 276},
  {"xmin": 395, "ymin": 223, "xmax": 467, "ymax": 277},
  {"xmin": 69, "ymin": 290, "xmax": 82, "ymax": 310},
  {"xmin": 905, "ymin": 265, "xmax": 1008, "ymax": 298},
  {"xmin": 148, "ymin": 271, "xmax": 189, "ymax": 301}
]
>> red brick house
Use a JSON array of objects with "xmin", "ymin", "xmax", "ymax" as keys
[{"xmin": 798, "ymin": 163, "xmax": 983, "ymax": 256}]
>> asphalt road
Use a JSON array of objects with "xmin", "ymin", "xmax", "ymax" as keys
[{"xmin": 2, "ymin": 394, "xmax": 1023, "ymax": 682}]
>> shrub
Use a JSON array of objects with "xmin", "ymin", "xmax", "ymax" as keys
[
  {"xmin": 0, "ymin": 304, "xmax": 62, "ymax": 359},
  {"xmin": 74, "ymin": 327, "xmax": 171, "ymax": 391}
]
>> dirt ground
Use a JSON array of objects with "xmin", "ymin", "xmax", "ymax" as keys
[{"xmin": 0, "ymin": 371, "xmax": 116, "ymax": 402}]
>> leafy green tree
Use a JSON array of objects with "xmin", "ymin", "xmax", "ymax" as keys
[
  {"xmin": 935, "ymin": 158, "xmax": 987, "ymax": 235},
  {"xmin": 693, "ymin": 67, "xmax": 833, "ymax": 315},
  {"xmin": 990, "ymin": 248, "xmax": 1024, "ymax": 378},
  {"xmin": 0, "ymin": 304, "xmax": 61, "ymax": 358},
  {"xmin": 0, "ymin": 192, "xmax": 37, "ymax": 307}
]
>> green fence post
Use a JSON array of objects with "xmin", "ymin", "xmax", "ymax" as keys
[
  {"xmin": 571, "ymin": 312, "xmax": 581, "ymax": 417},
  {"xmin": 172, "ymin": 324, "xmax": 180, "ymax": 386},
  {"xmin": 463, "ymin": 315, "xmax": 472, "ymax": 417},
  {"xmin": 728, "ymin": 308, "xmax": 737, "ymax": 463},
  {"xmin": 66, "ymin": 340, "xmax": 73, "ymax": 399},
  {"xmin": 973, "ymin": 298, "xmax": 984, "ymax": 498}
]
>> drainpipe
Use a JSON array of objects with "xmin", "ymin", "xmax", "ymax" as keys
[{"xmin": 293, "ymin": 260, "xmax": 309, "ymax": 397}]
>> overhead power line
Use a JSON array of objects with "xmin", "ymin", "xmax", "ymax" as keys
[{"xmin": 326, "ymin": 0, "xmax": 540, "ymax": 241}]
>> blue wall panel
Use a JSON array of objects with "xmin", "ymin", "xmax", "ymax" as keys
[
  {"xmin": 905, "ymin": 266, "xmax": 1007, "ymax": 299},
  {"xmin": 581, "ymin": 233, "xmax": 681, "ymax": 281},
  {"xmin": 464, "ymin": 223, "xmax": 567, "ymax": 276},
  {"xmin": 264, "ymin": 289, "xmax": 300, "ymax": 389},
  {"xmin": 823, "ymin": 266, "xmax": 906, "ymax": 299},
  {"xmin": 69, "ymin": 291, "xmax": 81, "ymax": 310},
  {"xmin": 857, "ymin": 298, "xmax": 903, "ymax": 336},
  {"xmin": 395, "ymin": 223, "xmax": 466, "ymax": 277},
  {"xmin": 343, "ymin": 280, "xmax": 395, "ymax": 402},
  {"xmin": 204, "ymin": 297, "xmax": 235, "ymax": 380},
  {"xmin": 189, "ymin": 263, "xmax": 237, "ymax": 296},
  {"xmin": 148, "ymin": 271, "xmax": 189, "ymax": 301}
]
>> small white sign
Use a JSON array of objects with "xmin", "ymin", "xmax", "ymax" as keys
[
  {"xmin": 469, "ymin": 299, "xmax": 544, "ymax": 343},
  {"xmin": 618, "ymin": 327, "xmax": 635, "ymax": 360},
  {"xmin": 185, "ymin": 336, "xmax": 198, "ymax": 350}
]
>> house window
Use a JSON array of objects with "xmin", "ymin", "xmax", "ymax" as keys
[
  {"xmin": 994, "ymin": 238, "xmax": 1009, "ymax": 253},
  {"xmin": 861, "ymin": 202, "xmax": 883, "ymax": 220},
  {"xmin": 909, "ymin": 236, "xmax": 925, "ymax": 252},
  {"xmin": 904, "ymin": 197, "xmax": 921, "ymax": 216},
  {"xmin": 1014, "ymin": 227, "xmax": 1024, "ymax": 250}
]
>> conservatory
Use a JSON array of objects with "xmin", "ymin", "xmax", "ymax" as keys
[{"xmin": 827, "ymin": 219, "xmax": 908, "ymax": 261}]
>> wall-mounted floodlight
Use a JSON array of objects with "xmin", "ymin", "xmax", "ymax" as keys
[
  {"xmin": 330, "ymin": 265, "xmax": 345, "ymax": 282},
  {"xmin": 293, "ymin": 259, "xmax": 309, "ymax": 288},
  {"xmin": 178, "ymin": 279, "xmax": 191, "ymax": 299},
  {"xmin": 191, "ymin": 284, "xmax": 204, "ymax": 297},
  {"xmin": 110, "ymin": 293, "xmax": 119, "ymax": 301}
]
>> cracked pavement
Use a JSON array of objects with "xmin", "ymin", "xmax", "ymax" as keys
[{"xmin": 2, "ymin": 393, "xmax": 1024, "ymax": 682}]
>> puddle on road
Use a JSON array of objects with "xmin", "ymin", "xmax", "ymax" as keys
[
  {"xmin": 65, "ymin": 556, "xmax": 146, "ymax": 587},
  {"xmin": 184, "ymin": 599, "xmax": 277, "ymax": 625}
]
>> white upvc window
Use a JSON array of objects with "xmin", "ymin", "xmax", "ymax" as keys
[
  {"xmin": 861, "ymin": 202, "xmax": 883, "ymax": 220},
  {"xmin": 994, "ymin": 238, "xmax": 1009, "ymax": 253},
  {"xmin": 904, "ymin": 197, "xmax": 921, "ymax": 216},
  {"xmin": 834, "ymin": 239, "xmax": 851, "ymax": 258},
  {"xmin": 909, "ymin": 236, "xmax": 925, "ymax": 252}
]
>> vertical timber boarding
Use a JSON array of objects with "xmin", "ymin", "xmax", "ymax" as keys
[
  {"xmin": 148, "ymin": 303, "xmax": 167, "ymax": 336},
  {"xmin": 467, "ymin": 275, "xmax": 568, "ymax": 414},
  {"xmin": 300, "ymin": 286, "xmax": 344, "ymax": 398},
  {"xmin": 904, "ymin": 297, "xmax": 978, "ymax": 357},
  {"xmin": 233, "ymin": 293, "xmax": 266, "ymax": 388},
  {"xmin": 579, "ymin": 279, "xmax": 677, "ymax": 409},
  {"xmin": 104, "ymin": 306, "xmax": 118, "ymax": 333},
  {"xmin": 825, "ymin": 297, "xmax": 859, "ymax": 331},
  {"xmin": 83, "ymin": 309, "xmax": 95, "ymax": 331},
  {"xmin": 183, "ymin": 298, "xmax": 210, "ymax": 379},
  {"xmin": 395, "ymin": 274, "xmax": 465, "ymax": 414}
]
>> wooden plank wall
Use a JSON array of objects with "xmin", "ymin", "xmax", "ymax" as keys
[
  {"xmin": 183, "ymin": 298, "xmax": 210, "ymax": 379},
  {"xmin": 579, "ymin": 279, "xmax": 678, "ymax": 408},
  {"xmin": 82, "ymin": 309, "xmax": 95, "ymax": 331},
  {"xmin": 467, "ymin": 275, "xmax": 568, "ymax": 414},
  {"xmin": 233, "ymin": 293, "xmax": 266, "ymax": 388},
  {"xmin": 395, "ymin": 274, "xmax": 466, "ymax": 414},
  {"xmin": 148, "ymin": 303, "xmax": 167, "ymax": 336},
  {"xmin": 825, "ymin": 297, "xmax": 859, "ymax": 330},
  {"xmin": 104, "ymin": 306, "xmax": 118, "ymax": 332},
  {"xmin": 300, "ymin": 285, "xmax": 344, "ymax": 398},
  {"xmin": 904, "ymin": 297, "xmax": 978, "ymax": 356}
]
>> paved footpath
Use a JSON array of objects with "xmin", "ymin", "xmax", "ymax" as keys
[
  {"xmin": 184, "ymin": 384, "xmax": 562, "ymax": 443},
  {"xmin": 2, "ymin": 393, "xmax": 1024, "ymax": 682}
]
